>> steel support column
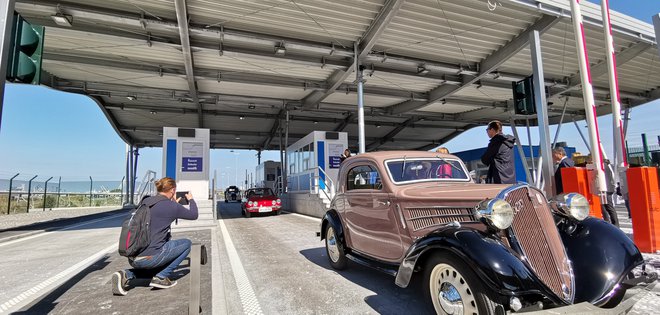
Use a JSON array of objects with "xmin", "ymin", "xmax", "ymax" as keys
[
  {"xmin": 510, "ymin": 119, "xmax": 533, "ymax": 183},
  {"xmin": 530, "ymin": 29, "xmax": 554, "ymax": 196},
  {"xmin": 355, "ymin": 43, "xmax": 366, "ymax": 154},
  {"xmin": 572, "ymin": 117, "xmax": 591, "ymax": 152},
  {"xmin": 284, "ymin": 110, "xmax": 289, "ymax": 192},
  {"xmin": 552, "ymin": 98, "xmax": 569, "ymax": 148}
]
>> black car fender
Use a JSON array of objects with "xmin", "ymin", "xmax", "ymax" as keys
[
  {"xmin": 320, "ymin": 210, "xmax": 345, "ymax": 246},
  {"xmin": 558, "ymin": 217, "xmax": 644, "ymax": 305},
  {"xmin": 395, "ymin": 226, "xmax": 562, "ymax": 303}
]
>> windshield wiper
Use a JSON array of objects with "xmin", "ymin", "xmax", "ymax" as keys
[
  {"xmin": 435, "ymin": 155, "xmax": 464, "ymax": 173},
  {"xmin": 401, "ymin": 155, "xmax": 407, "ymax": 181}
]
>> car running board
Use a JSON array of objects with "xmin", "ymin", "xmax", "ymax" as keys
[{"xmin": 345, "ymin": 253, "xmax": 398, "ymax": 277}]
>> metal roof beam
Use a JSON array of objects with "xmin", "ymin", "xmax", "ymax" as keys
[
  {"xmin": 261, "ymin": 109, "xmax": 284, "ymax": 150},
  {"xmin": 174, "ymin": 0, "xmax": 203, "ymax": 128},
  {"xmin": 387, "ymin": 15, "xmax": 561, "ymax": 115},
  {"xmin": 358, "ymin": 0, "xmax": 405, "ymax": 60},
  {"xmin": 366, "ymin": 116, "xmax": 421, "ymax": 151},
  {"xmin": 335, "ymin": 113, "xmax": 355, "ymax": 132},
  {"xmin": 301, "ymin": 0, "xmax": 403, "ymax": 109},
  {"xmin": 549, "ymin": 41, "xmax": 652, "ymax": 98}
]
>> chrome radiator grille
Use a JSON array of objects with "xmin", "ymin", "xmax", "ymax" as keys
[
  {"xmin": 405, "ymin": 207, "xmax": 476, "ymax": 231},
  {"xmin": 505, "ymin": 187, "xmax": 573, "ymax": 302}
]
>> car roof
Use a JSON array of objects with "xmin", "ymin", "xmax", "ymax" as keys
[{"xmin": 348, "ymin": 151, "xmax": 461, "ymax": 163}]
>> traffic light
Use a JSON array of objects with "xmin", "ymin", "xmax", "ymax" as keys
[
  {"xmin": 7, "ymin": 13, "xmax": 45, "ymax": 85},
  {"xmin": 512, "ymin": 75, "xmax": 536, "ymax": 115}
]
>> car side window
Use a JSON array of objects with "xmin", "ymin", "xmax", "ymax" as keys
[{"xmin": 347, "ymin": 165, "xmax": 382, "ymax": 191}]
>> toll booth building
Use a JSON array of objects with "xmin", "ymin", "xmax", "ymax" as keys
[
  {"xmin": 255, "ymin": 160, "xmax": 282, "ymax": 192},
  {"xmin": 283, "ymin": 131, "xmax": 348, "ymax": 217}
]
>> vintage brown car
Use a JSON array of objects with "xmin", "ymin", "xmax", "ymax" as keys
[{"xmin": 320, "ymin": 151, "xmax": 655, "ymax": 314}]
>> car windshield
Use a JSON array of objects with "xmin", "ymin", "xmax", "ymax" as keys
[
  {"xmin": 246, "ymin": 188, "xmax": 274, "ymax": 198},
  {"xmin": 385, "ymin": 158, "xmax": 469, "ymax": 184}
]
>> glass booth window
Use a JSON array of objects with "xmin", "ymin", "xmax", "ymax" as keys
[{"xmin": 347, "ymin": 165, "xmax": 382, "ymax": 191}]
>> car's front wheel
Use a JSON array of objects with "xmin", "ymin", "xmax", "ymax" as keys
[
  {"xmin": 424, "ymin": 254, "xmax": 502, "ymax": 315},
  {"xmin": 325, "ymin": 225, "xmax": 347, "ymax": 270}
]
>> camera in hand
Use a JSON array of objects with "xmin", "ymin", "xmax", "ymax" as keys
[{"xmin": 176, "ymin": 191, "xmax": 189, "ymax": 205}]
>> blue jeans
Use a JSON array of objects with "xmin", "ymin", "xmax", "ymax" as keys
[{"xmin": 125, "ymin": 239, "xmax": 192, "ymax": 279}]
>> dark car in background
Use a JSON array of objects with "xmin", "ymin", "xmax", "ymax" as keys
[
  {"xmin": 224, "ymin": 186, "xmax": 240, "ymax": 203},
  {"xmin": 320, "ymin": 151, "xmax": 655, "ymax": 314},
  {"xmin": 241, "ymin": 187, "xmax": 281, "ymax": 217}
]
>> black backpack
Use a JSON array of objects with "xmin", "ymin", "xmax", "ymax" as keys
[{"xmin": 118, "ymin": 195, "xmax": 167, "ymax": 258}]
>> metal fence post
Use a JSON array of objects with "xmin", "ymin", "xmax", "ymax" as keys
[
  {"xmin": 7, "ymin": 173, "xmax": 19, "ymax": 214},
  {"xmin": 43, "ymin": 176, "xmax": 53, "ymax": 211},
  {"xmin": 56, "ymin": 176, "xmax": 61, "ymax": 208},
  {"xmin": 89, "ymin": 176, "xmax": 93, "ymax": 207},
  {"xmin": 120, "ymin": 176, "xmax": 125, "ymax": 206},
  {"xmin": 26, "ymin": 175, "xmax": 38, "ymax": 212}
]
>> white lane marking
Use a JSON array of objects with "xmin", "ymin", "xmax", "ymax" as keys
[
  {"xmin": 0, "ymin": 243, "xmax": 117, "ymax": 314},
  {"xmin": 217, "ymin": 214, "xmax": 264, "ymax": 315},
  {"xmin": 282, "ymin": 211, "xmax": 321, "ymax": 223},
  {"xmin": 0, "ymin": 213, "xmax": 126, "ymax": 247},
  {"xmin": 212, "ymin": 226, "xmax": 228, "ymax": 315}
]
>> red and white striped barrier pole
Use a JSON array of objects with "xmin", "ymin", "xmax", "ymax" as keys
[
  {"xmin": 570, "ymin": 0, "xmax": 607, "ymax": 201},
  {"xmin": 601, "ymin": 0, "xmax": 628, "ymax": 199}
]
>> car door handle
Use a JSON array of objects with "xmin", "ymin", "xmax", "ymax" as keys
[{"xmin": 377, "ymin": 200, "xmax": 390, "ymax": 206}]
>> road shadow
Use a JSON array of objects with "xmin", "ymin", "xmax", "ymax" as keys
[
  {"xmin": 300, "ymin": 247, "xmax": 433, "ymax": 315},
  {"xmin": 14, "ymin": 256, "xmax": 112, "ymax": 314}
]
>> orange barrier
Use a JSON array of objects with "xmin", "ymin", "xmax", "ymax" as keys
[
  {"xmin": 560, "ymin": 167, "xmax": 603, "ymax": 219},
  {"xmin": 627, "ymin": 167, "xmax": 660, "ymax": 253}
]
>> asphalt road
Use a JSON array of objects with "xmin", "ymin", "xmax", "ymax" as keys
[
  {"xmin": 216, "ymin": 202, "xmax": 433, "ymax": 315},
  {"xmin": 0, "ymin": 211, "xmax": 126, "ymax": 313}
]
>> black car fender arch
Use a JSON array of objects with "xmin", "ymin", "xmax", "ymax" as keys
[
  {"xmin": 321, "ymin": 210, "xmax": 345, "ymax": 246},
  {"xmin": 395, "ymin": 226, "xmax": 564, "ymax": 305},
  {"xmin": 558, "ymin": 217, "xmax": 644, "ymax": 305}
]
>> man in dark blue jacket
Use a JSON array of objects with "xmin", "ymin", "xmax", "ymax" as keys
[
  {"xmin": 552, "ymin": 146, "xmax": 574, "ymax": 194},
  {"xmin": 481, "ymin": 120, "xmax": 516, "ymax": 184}
]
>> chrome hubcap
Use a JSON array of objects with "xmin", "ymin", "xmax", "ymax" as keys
[
  {"xmin": 438, "ymin": 282, "xmax": 463, "ymax": 314},
  {"xmin": 326, "ymin": 227, "xmax": 340, "ymax": 262},
  {"xmin": 430, "ymin": 263, "xmax": 478, "ymax": 315}
]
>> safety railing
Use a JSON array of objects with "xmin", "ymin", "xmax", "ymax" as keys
[
  {"xmin": 135, "ymin": 170, "xmax": 157, "ymax": 203},
  {"xmin": 314, "ymin": 167, "xmax": 335, "ymax": 202},
  {"xmin": 274, "ymin": 175, "xmax": 284, "ymax": 195}
]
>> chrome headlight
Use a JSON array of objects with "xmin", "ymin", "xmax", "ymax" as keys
[
  {"xmin": 476, "ymin": 198, "xmax": 514, "ymax": 230},
  {"xmin": 554, "ymin": 193, "xmax": 589, "ymax": 221},
  {"xmin": 248, "ymin": 201, "xmax": 253, "ymax": 206}
]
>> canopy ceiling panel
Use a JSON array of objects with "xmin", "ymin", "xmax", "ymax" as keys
[
  {"xmin": 43, "ymin": 61, "xmax": 190, "ymax": 91},
  {"xmin": 361, "ymin": 71, "xmax": 442, "ymax": 92},
  {"xmin": 186, "ymin": 0, "xmax": 380, "ymax": 45},
  {"xmin": 12, "ymin": 0, "xmax": 658, "ymax": 151},
  {"xmin": 197, "ymin": 80, "xmax": 312, "ymax": 100},
  {"xmin": 193, "ymin": 50, "xmax": 334, "ymax": 81},
  {"xmin": 422, "ymin": 102, "xmax": 489, "ymax": 114},
  {"xmin": 323, "ymin": 92, "xmax": 404, "ymax": 108}
]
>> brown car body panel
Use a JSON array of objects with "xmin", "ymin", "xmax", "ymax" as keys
[{"xmin": 335, "ymin": 151, "xmax": 511, "ymax": 263}]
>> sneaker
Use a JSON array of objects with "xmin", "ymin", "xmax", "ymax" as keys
[
  {"xmin": 149, "ymin": 276, "xmax": 177, "ymax": 289},
  {"xmin": 112, "ymin": 271, "xmax": 128, "ymax": 296}
]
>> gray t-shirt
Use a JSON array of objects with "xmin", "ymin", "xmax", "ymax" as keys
[{"xmin": 140, "ymin": 195, "xmax": 198, "ymax": 256}]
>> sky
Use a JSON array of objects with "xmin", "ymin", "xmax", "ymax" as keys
[{"xmin": 0, "ymin": 0, "xmax": 658, "ymax": 188}]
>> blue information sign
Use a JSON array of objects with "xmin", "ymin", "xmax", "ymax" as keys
[
  {"xmin": 329, "ymin": 156, "xmax": 341, "ymax": 168},
  {"xmin": 182, "ymin": 157, "xmax": 203, "ymax": 172}
]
